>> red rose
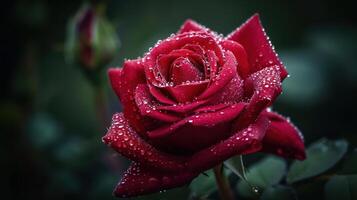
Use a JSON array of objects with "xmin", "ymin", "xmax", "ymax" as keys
[{"xmin": 103, "ymin": 14, "xmax": 305, "ymax": 197}]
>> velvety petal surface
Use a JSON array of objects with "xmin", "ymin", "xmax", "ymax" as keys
[
  {"xmin": 226, "ymin": 14, "xmax": 288, "ymax": 79},
  {"xmin": 114, "ymin": 162, "xmax": 198, "ymax": 198},
  {"xmin": 235, "ymin": 65, "xmax": 282, "ymax": 129},
  {"xmin": 261, "ymin": 110, "xmax": 306, "ymax": 160},
  {"xmin": 108, "ymin": 59, "xmax": 147, "ymax": 132},
  {"xmin": 147, "ymin": 103, "xmax": 246, "ymax": 154},
  {"xmin": 135, "ymin": 84, "xmax": 181, "ymax": 122},
  {"xmin": 197, "ymin": 51, "xmax": 237, "ymax": 100},
  {"xmin": 102, "ymin": 113, "xmax": 187, "ymax": 171},
  {"xmin": 113, "ymin": 114, "xmax": 270, "ymax": 197}
]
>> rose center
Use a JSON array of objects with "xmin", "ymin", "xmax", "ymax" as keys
[{"xmin": 169, "ymin": 57, "xmax": 204, "ymax": 85}]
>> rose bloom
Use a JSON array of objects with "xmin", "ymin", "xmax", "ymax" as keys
[{"xmin": 103, "ymin": 14, "xmax": 305, "ymax": 197}]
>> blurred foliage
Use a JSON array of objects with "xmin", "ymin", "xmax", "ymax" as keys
[{"xmin": 1, "ymin": 0, "xmax": 357, "ymax": 199}]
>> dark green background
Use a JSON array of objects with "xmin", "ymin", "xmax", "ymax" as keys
[{"xmin": 1, "ymin": 0, "xmax": 357, "ymax": 199}]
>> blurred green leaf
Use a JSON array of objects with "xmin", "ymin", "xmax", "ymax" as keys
[
  {"xmin": 54, "ymin": 137, "xmax": 90, "ymax": 169},
  {"xmin": 280, "ymin": 50, "xmax": 327, "ymax": 106},
  {"xmin": 287, "ymin": 138, "xmax": 348, "ymax": 184},
  {"xmin": 190, "ymin": 170, "xmax": 217, "ymax": 198},
  {"xmin": 339, "ymin": 150, "xmax": 357, "ymax": 175},
  {"xmin": 26, "ymin": 112, "xmax": 61, "ymax": 149},
  {"xmin": 261, "ymin": 185, "xmax": 296, "ymax": 200},
  {"xmin": 324, "ymin": 175, "xmax": 357, "ymax": 200},
  {"xmin": 224, "ymin": 155, "xmax": 247, "ymax": 180},
  {"xmin": 89, "ymin": 173, "xmax": 118, "ymax": 200},
  {"xmin": 236, "ymin": 156, "xmax": 287, "ymax": 198}
]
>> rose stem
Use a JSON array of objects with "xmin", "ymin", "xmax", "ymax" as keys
[{"xmin": 213, "ymin": 164, "xmax": 235, "ymax": 200}]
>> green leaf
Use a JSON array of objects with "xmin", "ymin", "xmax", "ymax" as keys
[
  {"xmin": 190, "ymin": 169, "xmax": 230, "ymax": 198},
  {"xmin": 324, "ymin": 175, "xmax": 357, "ymax": 200},
  {"xmin": 236, "ymin": 156, "xmax": 287, "ymax": 198},
  {"xmin": 339, "ymin": 151, "xmax": 357, "ymax": 175},
  {"xmin": 287, "ymin": 138, "xmax": 348, "ymax": 184},
  {"xmin": 225, "ymin": 155, "xmax": 247, "ymax": 180},
  {"xmin": 261, "ymin": 185, "xmax": 296, "ymax": 200}
]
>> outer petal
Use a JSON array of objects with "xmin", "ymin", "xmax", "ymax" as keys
[
  {"xmin": 113, "ymin": 115, "xmax": 270, "ymax": 198},
  {"xmin": 114, "ymin": 162, "xmax": 198, "ymax": 198},
  {"xmin": 261, "ymin": 110, "xmax": 306, "ymax": 160},
  {"xmin": 235, "ymin": 65, "xmax": 282, "ymax": 129},
  {"xmin": 226, "ymin": 14, "xmax": 288, "ymax": 79},
  {"xmin": 102, "ymin": 113, "xmax": 187, "ymax": 171},
  {"xmin": 187, "ymin": 114, "xmax": 270, "ymax": 171},
  {"xmin": 108, "ymin": 59, "xmax": 146, "ymax": 132}
]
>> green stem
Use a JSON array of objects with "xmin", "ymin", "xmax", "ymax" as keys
[{"xmin": 213, "ymin": 164, "xmax": 235, "ymax": 200}]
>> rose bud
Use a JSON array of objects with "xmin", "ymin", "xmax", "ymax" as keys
[
  {"xmin": 102, "ymin": 14, "xmax": 306, "ymax": 198},
  {"xmin": 65, "ymin": 4, "xmax": 119, "ymax": 71}
]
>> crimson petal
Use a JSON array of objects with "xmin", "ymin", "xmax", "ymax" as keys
[
  {"xmin": 147, "ymin": 103, "xmax": 245, "ymax": 138},
  {"xmin": 164, "ymin": 80, "xmax": 209, "ymax": 103},
  {"xmin": 187, "ymin": 114, "xmax": 269, "ymax": 171},
  {"xmin": 114, "ymin": 162, "xmax": 198, "ymax": 198},
  {"xmin": 108, "ymin": 59, "xmax": 146, "ymax": 132},
  {"xmin": 178, "ymin": 19, "xmax": 211, "ymax": 35},
  {"xmin": 220, "ymin": 40, "xmax": 250, "ymax": 78},
  {"xmin": 102, "ymin": 113, "xmax": 187, "ymax": 171},
  {"xmin": 226, "ymin": 14, "xmax": 288, "ymax": 79},
  {"xmin": 158, "ymin": 100, "xmax": 208, "ymax": 113},
  {"xmin": 235, "ymin": 65, "xmax": 282, "ymax": 129},
  {"xmin": 135, "ymin": 84, "xmax": 181, "ymax": 122},
  {"xmin": 148, "ymin": 84, "xmax": 176, "ymax": 105},
  {"xmin": 198, "ymin": 51, "xmax": 237, "ymax": 100},
  {"xmin": 261, "ymin": 110, "xmax": 306, "ymax": 160},
  {"xmin": 170, "ymin": 57, "xmax": 203, "ymax": 85}
]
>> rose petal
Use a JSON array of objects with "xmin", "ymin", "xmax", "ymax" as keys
[
  {"xmin": 144, "ymin": 32, "xmax": 224, "ymax": 70},
  {"xmin": 226, "ymin": 14, "xmax": 288, "ymax": 79},
  {"xmin": 114, "ymin": 162, "xmax": 198, "ymax": 198},
  {"xmin": 206, "ymin": 73, "xmax": 244, "ymax": 104},
  {"xmin": 164, "ymin": 80, "xmax": 209, "ymax": 103},
  {"xmin": 112, "ymin": 115, "xmax": 269, "ymax": 197},
  {"xmin": 235, "ymin": 65, "xmax": 282, "ymax": 129},
  {"xmin": 102, "ymin": 113, "xmax": 187, "ymax": 171},
  {"xmin": 157, "ymin": 100, "xmax": 208, "ymax": 113},
  {"xmin": 206, "ymin": 50, "xmax": 219, "ymax": 79},
  {"xmin": 108, "ymin": 59, "xmax": 146, "ymax": 132},
  {"xmin": 148, "ymin": 84, "xmax": 176, "ymax": 105},
  {"xmin": 261, "ymin": 110, "xmax": 306, "ymax": 160},
  {"xmin": 220, "ymin": 39, "xmax": 250, "ymax": 78},
  {"xmin": 170, "ymin": 57, "xmax": 203, "ymax": 85},
  {"xmin": 135, "ymin": 84, "xmax": 181, "ymax": 122},
  {"xmin": 148, "ymin": 103, "xmax": 245, "ymax": 139},
  {"xmin": 187, "ymin": 114, "xmax": 269, "ymax": 171},
  {"xmin": 148, "ymin": 103, "xmax": 246, "ymax": 154},
  {"xmin": 157, "ymin": 49, "xmax": 204, "ymax": 81},
  {"xmin": 197, "ymin": 51, "xmax": 237, "ymax": 100},
  {"xmin": 178, "ymin": 19, "xmax": 211, "ymax": 35}
]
